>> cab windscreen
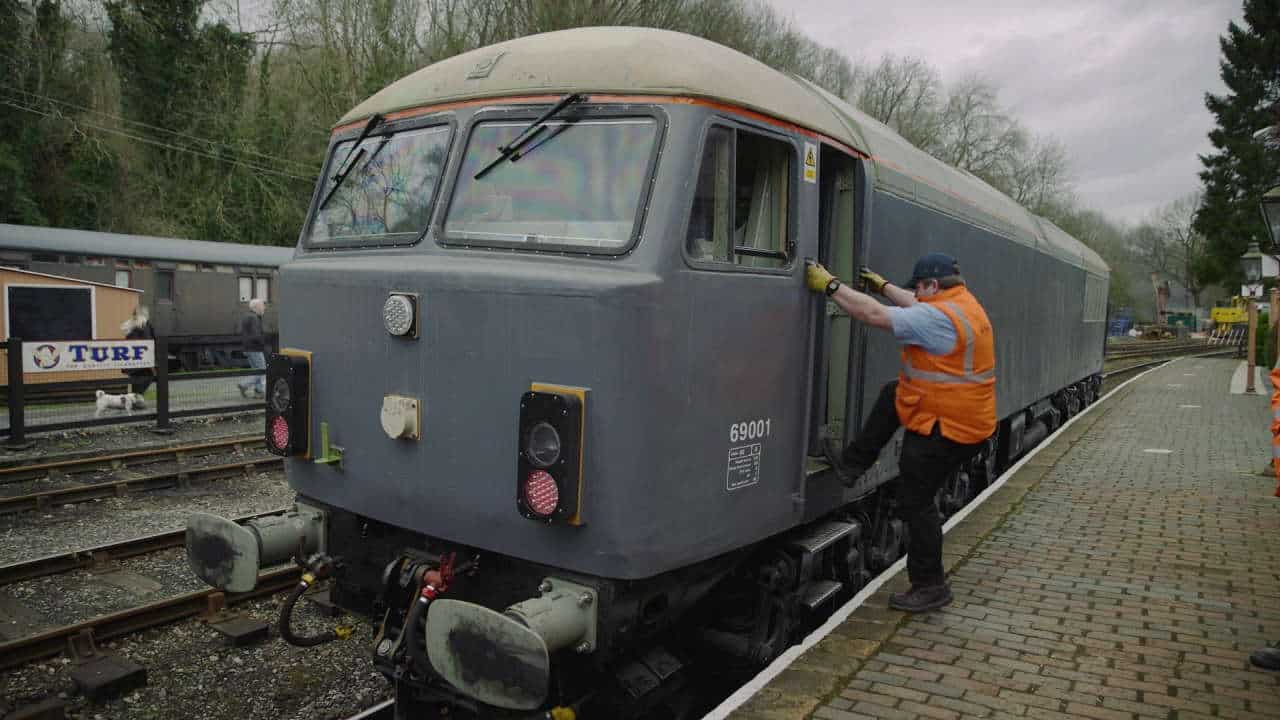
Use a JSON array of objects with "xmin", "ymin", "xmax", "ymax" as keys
[
  {"xmin": 516, "ymin": 390, "xmax": 583, "ymax": 524},
  {"xmin": 266, "ymin": 354, "xmax": 310, "ymax": 457}
]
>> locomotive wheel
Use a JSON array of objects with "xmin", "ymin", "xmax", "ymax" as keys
[
  {"xmin": 937, "ymin": 469, "xmax": 971, "ymax": 516},
  {"xmin": 869, "ymin": 517, "xmax": 904, "ymax": 570},
  {"xmin": 970, "ymin": 439, "xmax": 998, "ymax": 490}
]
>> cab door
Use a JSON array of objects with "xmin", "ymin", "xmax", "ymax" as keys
[{"xmin": 807, "ymin": 147, "xmax": 861, "ymax": 457}]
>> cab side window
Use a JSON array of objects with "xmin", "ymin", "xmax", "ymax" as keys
[{"xmin": 685, "ymin": 125, "xmax": 792, "ymax": 269}]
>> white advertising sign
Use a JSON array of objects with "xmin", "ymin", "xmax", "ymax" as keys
[
  {"xmin": 23, "ymin": 340, "xmax": 155, "ymax": 374},
  {"xmin": 1242, "ymin": 283, "xmax": 1265, "ymax": 299}
]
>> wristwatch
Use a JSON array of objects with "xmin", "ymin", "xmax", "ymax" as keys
[{"xmin": 825, "ymin": 278, "xmax": 842, "ymax": 297}]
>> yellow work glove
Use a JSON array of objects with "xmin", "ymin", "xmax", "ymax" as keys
[
  {"xmin": 805, "ymin": 262, "xmax": 836, "ymax": 294},
  {"xmin": 859, "ymin": 266, "xmax": 888, "ymax": 295}
]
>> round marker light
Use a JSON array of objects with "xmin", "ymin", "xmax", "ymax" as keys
[
  {"xmin": 269, "ymin": 415, "xmax": 290, "ymax": 452},
  {"xmin": 269, "ymin": 378, "xmax": 291, "ymax": 413},
  {"xmin": 524, "ymin": 421, "xmax": 561, "ymax": 468},
  {"xmin": 523, "ymin": 470, "xmax": 559, "ymax": 517},
  {"xmin": 382, "ymin": 294, "xmax": 415, "ymax": 336}
]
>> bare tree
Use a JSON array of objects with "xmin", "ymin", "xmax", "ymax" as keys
[
  {"xmin": 1156, "ymin": 192, "xmax": 1207, "ymax": 307},
  {"xmin": 1004, "ymin": 135, "xmax": 1070, "ymax": 215},
  {"xmin": 1130, "ymin": 193, "xmax": 1207, "ymax": 309},
  {"xmin": 849, "ymin": 55, "xmax": 943, "ymax": 151},
  {"xmin": 936, "ymin": 75, "xmax": 1026, "ymax": 180}
]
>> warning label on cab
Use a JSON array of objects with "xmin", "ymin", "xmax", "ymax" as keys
[{"xmin": 726, "ymin": 443, "xmax": 762, "ymax": 491}]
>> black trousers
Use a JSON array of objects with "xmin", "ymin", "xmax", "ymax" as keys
[{"xmin": 843, "ymin": 381, "xmax": 984, "ymax": 588}]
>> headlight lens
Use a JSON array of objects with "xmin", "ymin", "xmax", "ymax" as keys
[
  {"xmin": 524, "ymin": 421, "xmax": 561, "ymax": 467},
  {"xmin": 382, "ymin": 294, "xmax": 415, "ymax": 336},
  {"xmin": 269, "ymin": 378, "xmax": 291, "ymax": 413}
]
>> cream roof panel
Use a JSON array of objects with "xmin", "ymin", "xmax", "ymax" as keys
[
  {"xmin": 338, "ymin": 26, "xmax": 860, "ymax": 147},
  {"xmin": 338, "ymin": 27, "xmax": 1106, "ymax": 277}
]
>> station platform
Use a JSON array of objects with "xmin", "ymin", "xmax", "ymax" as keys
[{"xmin": 719, "ymin": 357, "xmax": 1280, "ymax": 720}]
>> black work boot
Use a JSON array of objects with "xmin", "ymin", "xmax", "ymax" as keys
[
  {"xmin": 1250, "ymin": 643, "xmax": 1280, "ymax": 671},
  {"xmin": 823, "ymin": 439, "xmax": 869, "ymax": 488},
  {"xmin": 888, "ymin": 583, "xmax": 953, "ymax": 613}
]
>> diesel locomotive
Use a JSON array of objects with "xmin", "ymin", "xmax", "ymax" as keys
[{"xmin": 185, "ymin": 27, "xmax": 1108, "ymax": 718}]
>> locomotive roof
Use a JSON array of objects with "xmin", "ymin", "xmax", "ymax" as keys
[
  {"xmin": 339, "ymin": 27, "xmax": 1108, "ymax": 277},
  {"xmin": 0, "ymin": 224, "xmax": 294, "ymax": 268}
]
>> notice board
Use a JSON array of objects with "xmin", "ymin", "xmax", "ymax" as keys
[{"xmin": 7, "ymin": 286, "xmax": 93, "ymax": 341}]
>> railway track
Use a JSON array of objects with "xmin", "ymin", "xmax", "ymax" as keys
[
  {"xmin": 0, "ymin": 508, "xmax": 290, "ymax": 585},
  {"xmin": 1101, "ymin": 346, "xmax": 1240, "ymax": 383},
  {"xmin": 0, "ymin": 455, "xmax": 283, "ymax": 515},
  {"xmin": 0, "ymin": 565, "xmax": 300, "ymax": 672},
  {"xmin": 0, "ymin": 434, "xmax": 265, "ymax": 483},
  {"xmin": 1104, "ymin": 339, "xmax": 1239, "ymax": 361}
]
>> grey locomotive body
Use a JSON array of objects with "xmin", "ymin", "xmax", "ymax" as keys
[{"xmin": 186, "ymin": 27, "xmax": 1107, "ymax": 717}]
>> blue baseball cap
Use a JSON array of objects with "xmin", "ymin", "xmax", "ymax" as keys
[{"xmin": 905, "ymin": 252, "xmax": 960, "ymax": 287}]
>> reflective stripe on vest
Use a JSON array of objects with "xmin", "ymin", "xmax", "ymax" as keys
[{"xmin": 901, "ymin": 301, "xmax": 994, "ymax": 384}]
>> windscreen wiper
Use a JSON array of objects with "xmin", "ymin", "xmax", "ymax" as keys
[
  {"xmin": 318, "ymin": 113, "xmax": 384, "ymax": 210},
  {"xmin": 474, "ymin": 93, "xmax": 584, "ymax": 180}
]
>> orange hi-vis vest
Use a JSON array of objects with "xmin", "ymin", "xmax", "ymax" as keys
[
  {"xmin": 895, "ymin": 285, "xmax": 997, "ymax": 444},
  {"xmin": 1270, "ymin": 366, "xmax": 1280, "ymax": 497}
]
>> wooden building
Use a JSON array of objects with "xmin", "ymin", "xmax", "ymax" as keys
[{"xmin": 1, "ymin": 267, "xmax": 143, "ymax": 386}]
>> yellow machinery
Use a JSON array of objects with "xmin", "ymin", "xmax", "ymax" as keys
[{"xmin": 1210, "ymin": 297, "xmax": 1248, "ymax": 326}]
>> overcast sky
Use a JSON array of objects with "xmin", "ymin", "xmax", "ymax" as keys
[{"xmin": 766, "ymin": 0, "xmax": 1244, "ymax": 226}]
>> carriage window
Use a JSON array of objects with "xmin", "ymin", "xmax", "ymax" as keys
[
  {"xmin": 114, "ymin": 270, "xmax": 131, "ymax": 288},
  {"xmin": 306, "ymin": 124, "xmax": 452, "ymax": 247},
  {"xmin": 238, "ymin": 277, "xmax": 252, "ymax": 302},
  {"xmin": 445, "ymin": 117, "xmax": 657, "ymax": 253},
  {"xmin": 156, "ymin": 271, "xmax": 175, "ymax": 301},
  {"xmin": 255, "ymin": 277, "xmax": 270, "ymax": 301},
  {"xmin": 686, "ymin": 126, "xmax": 792, "ymax": 268}
]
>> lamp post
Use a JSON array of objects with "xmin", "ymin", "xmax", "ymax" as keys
[
  {"xmin": 1241, "ymin": 242, "xmax": 1264, "ymax": 393},
  {"xmin": 1264, "ymin": 187, "xmax": 1280, "ymax": 384},
  {"xmin": 1262, "ymin": 186, "xmax": 1280, "ymax": 247}
]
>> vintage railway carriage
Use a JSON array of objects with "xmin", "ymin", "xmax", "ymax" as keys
[
  {"xmin": 0, "ymin": 224, "xmax": 289, "ymax": 368},
  {"xmin": 186, "ymin": 28, "xmax": 1107, "ymax": 717}
]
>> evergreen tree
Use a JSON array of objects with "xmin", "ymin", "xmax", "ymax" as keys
[{"xmin": 1194, "ymin": 0, "xmax": 1280, "ymax": 287}]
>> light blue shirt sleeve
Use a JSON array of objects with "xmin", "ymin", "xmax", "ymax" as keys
[{"xmin": 888, "ymin": 304, "xmax": 958, "ymax": 355}]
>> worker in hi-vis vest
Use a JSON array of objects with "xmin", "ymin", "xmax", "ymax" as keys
[
  {"xmin": 1249, "ymin": 360, "xmax": 1280, "ymax": 671},
  {"xmin": 806, "ymin": 252, "xmax": 996, "ymax": 613}
]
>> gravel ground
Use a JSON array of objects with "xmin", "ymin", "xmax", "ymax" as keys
[
  {"xmin": 0, "ymin": 413, "xmax": 263, "ymax": 472},
  {"xmin": 0, "ymin": 589, "xmax": 393, "ymax": 720},
  {"xmin": 0, "ymin": 447, "xmax": 275, "ymax": 498},
  {"xmin": 1, "ymin": 547, "xmax": 220, "ymax": 639},
  {"xmin": 0, "ymin": 468, "xmax": 292, "ymax": 566}
]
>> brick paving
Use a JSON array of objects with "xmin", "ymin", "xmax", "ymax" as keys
[{"xmin": 729, "ymin": 358, "xmax": 1280, "ymax": 719}]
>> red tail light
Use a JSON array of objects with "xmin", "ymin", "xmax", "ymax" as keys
[
  {"xmin": 523, "ymin": 470, "xmax": 559, "ymax": 516},
  {"xmin": 269, "ymin": 415, "xmax": 290, "ymax": 452},
  {"xmin": 265, "ymin": 353, "xmax": 310, "ymax": 457}
]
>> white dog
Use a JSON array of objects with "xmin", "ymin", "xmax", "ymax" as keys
[{"xmin": 95, "ymin": 390, "xmax": 147, "ymax": 418}]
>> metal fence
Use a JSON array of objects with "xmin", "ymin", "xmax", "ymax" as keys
[{"xmin": 2, "ymin": 337, "xmax": 263, "ymax": 448}]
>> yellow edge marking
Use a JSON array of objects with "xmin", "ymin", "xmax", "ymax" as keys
[
  {"xmin": 530, "ymin": 382, "xmax": 588, "ymax": 526},
  {"xmin": 280, "ymin": 348, "xmax": 313, "ymax": 460}
]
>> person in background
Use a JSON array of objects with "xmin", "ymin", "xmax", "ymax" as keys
[
  {"xmin": 121, "ymin": 306, "xmax": 155, "ymax": 395},
  {"xmin": 238, "ymin": 298, "xmax": 267, "ymax": 398}
]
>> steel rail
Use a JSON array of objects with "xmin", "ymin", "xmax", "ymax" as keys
[
  {"xmin": 0, "ymin": 508, "xmax": 291, "ymax": 586},
  {"xmin": 0, "ymin": 434, "xmax": 264, "ymax": 482},
  {"xmin": 0, "ymin": 456, "xmax": 283, "ymax": 515},
  {"xmin": 342, "ymin": 700, "xmax": 395, "ymax": 720},
  {"xmin": 1104, "ymin": 340, "xmax": 1233, "ymax": 360},
  {"xmin": 1101, "ymin": 347, "xmax": 1240, "ymax": 382},
  {"xmin": 0, "ymin": 566, "xmax": 299, "ymax": 671}
]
